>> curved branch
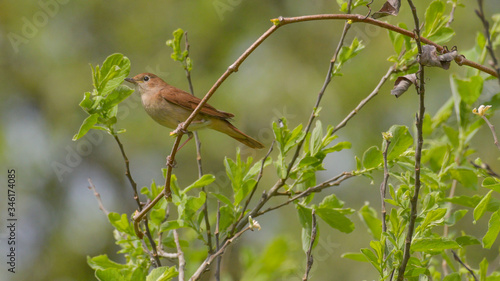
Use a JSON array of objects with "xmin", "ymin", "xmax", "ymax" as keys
[
  {"xmin": 274, "ymin": 14, "xmax": 498, "ymax": 78},
  {"xmin": 134, "ymin": 11, "xmax": 499, "ymax": 238}
]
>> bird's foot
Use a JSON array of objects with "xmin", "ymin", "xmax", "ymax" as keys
[{"xmin": 170, "ymin": 122, "xmax": 190, "ymax": 137}]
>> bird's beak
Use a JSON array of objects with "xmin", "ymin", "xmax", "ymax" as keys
[{"xmin": 124, "ymin": 77, "xmax": 136, "ymax": 84}]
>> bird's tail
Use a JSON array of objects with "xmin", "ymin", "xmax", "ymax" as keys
[{"xmin": 211, "ymin": 119, "xmax": 264, "ymax": 149}]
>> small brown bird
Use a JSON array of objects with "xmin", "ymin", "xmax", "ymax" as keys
[{"xmin": 125, "ymin": 73, "xmax": 264, "ymax": 149}]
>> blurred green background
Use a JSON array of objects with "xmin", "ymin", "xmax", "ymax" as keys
[{"xmin": 1, "ymin": 1, "xmax": 500, "ymax": 280}]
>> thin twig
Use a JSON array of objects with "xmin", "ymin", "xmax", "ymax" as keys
[
  {"xmin": 333, "ymin": 65, "xmax": 396, "ymax": 133},
  {"xmin": 174, "ymin": 229, "xmax": 186, "ymax": 281},
  {"xmin": 470, "ymin": 160, "xmax": 500, "ymax": 178},
  {"xmin": 157, "ymin": 249, "xmax": 178, "ymax": 259},
  {"xmin": 189, "ymin": 226, "xmax": 253, "ymax": 281},
  {"xmin": 87, "ymin": 178, "xmax": 109, "ymax": 216},
  {"xmin": 183, "ymin": 31, "xmax": 213, "ymax": 254},
  {"xmin": 476, "ymin": 0, "xmax": 500, "ymax": 84},
  {"xmin": 303, "ymin": 209, "xmax": 317, "ymax": 281},
  {"xmin": 481, "ymin": 115, "xmax": 500, "ymax": 150},
  {"xmin": 446, "ymin": 1, "xmax": 457, "ymax": 27},
  {"xmin": 215, "ymin": 201, "xmax": 221, "ymax": 281},
  {"xmin": 380, "ymin": 138, "xmax": 391, "ymax": 235},
  {"xmin": 397, "ymin": 1, "xmax": 426, "ymax": 280},
  {"xmin": 380, "ymin": 136, "xmax": 391, "ymax": 270},
  {"xmin": 452, "ymin": 250, "xmax": 479, "ymax": 281},
  {"xmin": 274, "ymin": 14, "xmax": 498, "ymax": 78},
  {"xmin": 113, "ymin": 134, "xmax": 141, "ymax": 208},
  {"xmin": 133, "ymin": 136, "xmax": 183, "ymax": 236},
  {"xmin": 255, "ymin": 172, "xmax": 354, "ymax": 217},
  {"xmin": 113, "ymin": 134, "xmax": 161, "ymax": 266}
]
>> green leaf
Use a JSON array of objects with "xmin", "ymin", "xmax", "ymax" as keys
[
  {"xmin": 318, "ymin": 194, "xmax": 344, "ymax": 209},
  {"xmin": 451, "ymin": 75, "xmax": 484, "ymax": 105},
  {"xmin": 225, "ymin": 152, "xmax": 250, "ymax": 202},
  {"xmin": 358, "ymin": 204, "xmax": 382, "ymax": 240},
  {"xmin": 218, "ymin": 205, "xmax": 235, "ymax": 234},
  {"xmin": 73, "ymin": 113, "xmax": 99, "ymax": 140},
  {"xmin": 417, "ymin": 208, "xmax": 447, "ymax": 233},
  {"xmin": 297, "ymin": 204, "xmax": 315, "ymax": 253},
  {"xmin": 362, "ymin": 146, "xmax": 383, "ymax": 169},
  {"xmin": 422, "ymin": 144, "xmax": 448, "ymax": 172},
  {"xmin": 411, "ymin": 237, "xmax": 459, "ymax": 251},
  {"xmin": 483, "ymin": 210, "xmax": 500, "ymax": 249},
  {"xmin": 422, "ymin": 113, "xmax": 433, "ymax": 137},
  {"xmin": 323, "ymin": 141, "xmax": 351, "ymax": 154},
  {"xmin": 95, "ymin": 269, "xmax": 127, "ymax": 281},
  {"xmin": 338, "ymin": 37, "xmax": 365, "ymax": 64},
  {"xmin": 310, "ymin": 120, "xmax": 323, "ymax": 156},
  {"xmin": 443, "ymin": 273, "xmax": 460, "ymax": 281},
  {"xmin": 474, "ymin": 190, "xmax": 493, "ymax": 222},
  {"xmin": 315, "ymin": 207, "xmax": 354, "ymax": 233},
  {"xmin": 446, "ymin": 195, "xmax": 500, "ymax": 211},
  {"xmin": 389, "ymin": 29, "xmax": 404, "ymax": 55},
  {"xmin": 449, "ymin": 75, "xmax": 463, "ymax": 126},
  {"xmin": 170, "ymin": 174, "xmax": 181, "ymax": 199},
  {"xmin": 483, "ymin": 177, "xmax": 500, "ymax": 193},
  {"xmin": 245, "ymin": 157, "xmax": 271, "ymax": 182},
  {"xmin": 108, "ymin": 213, "xmax": 133, "ymax": 236},
  {"xmin": 341, "ymin": 252, "xmax": 368, "ymax": 262},
  {"xmin": 428, "ymin": 27, "xmax": 455, "ymax": 44},
  {"xmin": 455, "ymin": 235, "xmax": 480, "ymax": 246},
  {"xmin": 450, "ymin": 167, "xmax": 478, "ymax": 190},
  {"xmin": 101, "ymin": 85, "xmax": 134, "ymax": 111},
  {"xmin": 234, "ymin": 179, "xmax": 256, "ymax": 207},
  {"xmin": 479, "ymin": 258, "xmax": 488, "ymax": 281},
  {"xmin": 360, "ymin": 248, "xmax": 381, "ymax": 273},
  {"xmin": 275, "ymin": 154, "xmax": 287, "ymax": 179},
  {"xmin": 79, "ymin": 91, "xmax": 94, "ymax": 111},
  {"xmin": 150, "ymin": 208, "xmax": 166, "ymax": 226},
  {"xmin": 386, "ymin": 125, "xmax": 413, "ymax": 161},
  {"xmin": 178, "ymin": 192, "xmax": 206, "ymax": 225},
  {"xmin": 186, "ymin": 57, "xmax": 193, "ymax": 72},
  {"xmin": 355, "ymin": 156, "xmax": 362, "ymax": 171},
  {"xmin": 146, "ymin": 266, "xmax": 178, "ymax": 281},
  {"xmin": 87, "ymin": 255, "xmax": 127, "ymax": 271},
  {"xmin": 284, "ymin": 124, "xmax": 305, "ymax": 154},
  {"xmin": 98, "ymin": 53, "xmax": 131, "ymax": 97},
  {"xmin": 446, "ymin": 209, "xmax": 468, "ymax": 226},
  {"xmin": 210, "ymin": 192, "xmax": 234, "ymax": 208},
  {"xmin": 183, "ymin": 174, "xmax": 215, "ymax": 194},
  {"xmin": 424, "ymin": 0, "xmax": 447, "ymax": 37},
  {"xmin": 159, "ymin": 220, "xmax": 185, "ymax": 232},
  {"xmin": 442, "ymin": 125, "xmax": 459, "ymax": 147},
  {"xmin": 166, "ymin": 28, "xmax": 186, "ymax": 62}
]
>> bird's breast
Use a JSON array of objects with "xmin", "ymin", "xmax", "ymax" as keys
[{"xmin": 141, "ymin": 94, "xmax": 211, "ymax": 130}]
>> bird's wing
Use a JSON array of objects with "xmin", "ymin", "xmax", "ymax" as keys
[{"xmin": 160, "ymin": 86, "xmax": 234, "ymax": 119}]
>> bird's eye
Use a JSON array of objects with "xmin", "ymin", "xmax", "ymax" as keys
[{"xmin": 143, "ymin": 76, "xmax": 150, "ymax": 82}]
